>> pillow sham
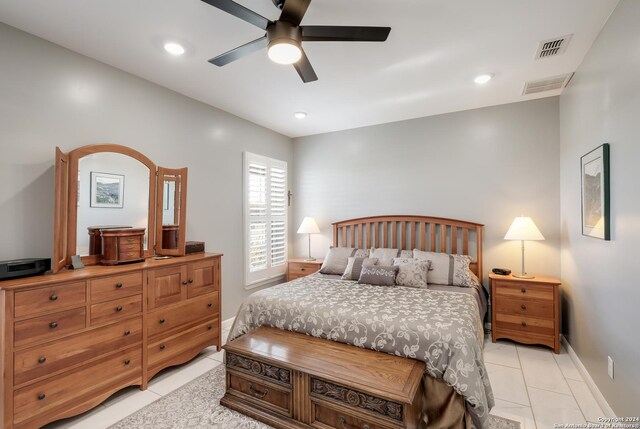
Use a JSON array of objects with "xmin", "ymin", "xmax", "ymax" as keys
[
  {"xmin": 392, "ymin": 257, "xmax": 430, "ymax": 288},
  {"xmin": 341, "ymin": 257, "xmax": 379, "ymax": 280},
  {"xmin": 319, "ymin": 247, "xmax": 369, "ymax": 275},
  {"xmin": 370, "ymin": 248, "xmax": 402, "ymax": 266},
  {"xmin": 413, "ymin": 249, "xmax": 474, "ymax": 287},
  {"xmin": 357, "ymin": 265, "xmax": 398, "ymax": 287}
]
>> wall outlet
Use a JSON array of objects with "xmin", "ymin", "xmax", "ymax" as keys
[{"xmin": 607, "ymin": 356, "xmax": 614, "ymax": 379}]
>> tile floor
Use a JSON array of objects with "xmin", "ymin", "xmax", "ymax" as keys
[{"xmin": 44, "ymin": 330, "xmax": 606, "ymax": 429}]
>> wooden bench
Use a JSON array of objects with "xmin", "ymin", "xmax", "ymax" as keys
[{"xmin": 221, "ymin": 327, "xmax": 425, "ymax": 429}]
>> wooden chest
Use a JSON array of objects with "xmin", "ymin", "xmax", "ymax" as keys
[
  {"xmin": 100, "ymin": 228, "xmax": 146, "ymax": 265},
  {"xmin": 222, "ymin": 327, "xmax": 425, "ymax": 429}
]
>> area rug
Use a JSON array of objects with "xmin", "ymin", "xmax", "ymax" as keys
[{"xmin": 109, "ymin": 365, "xmax": 520, "ymax": 429}]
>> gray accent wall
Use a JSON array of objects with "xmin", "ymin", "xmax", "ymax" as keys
[
  {"xmin": 559, "ymin": 0, "xmax": 640, "ymax": 415},
  {"xmin": 0, "ymin": 23, "xmax": 293, "ymax": 320},
  {"xmin": 292, "ymin": 97, "xmax": 561, "ymax": 285}
]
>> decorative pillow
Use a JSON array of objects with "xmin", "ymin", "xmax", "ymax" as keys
[
  {"xmin": 341, "ymin": 257, "xmax": 379, "ymax": 280},
  {"xmin": 369, "ymin": 248, "xmax": 402, "ymax": 266},
  {"xmin": 319, "ymin": 247, "xmax": 369, "ymax": 275},
  {"xmin": 357, "ymin": 265, "xmax": 399, "ymax": 286},
  {"xmin": 399, "ymin": 250, "xmax": 413, "ymax": 259},
  {"xmin": 413, "ymin": 249, "xmax": 474, "ymax": 287},
  {"xmin": 392, "ymin": 258, "xmax": 430, "ymax": 288}
]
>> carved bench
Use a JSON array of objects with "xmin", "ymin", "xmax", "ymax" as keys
[{"xmin": 221, "ymin": 326, "xmax": 425, "ymax": 429}]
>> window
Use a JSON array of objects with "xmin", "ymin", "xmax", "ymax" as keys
[{"xmin": 244, "ymin": 152, "xmax": 288, "ymax": 287}]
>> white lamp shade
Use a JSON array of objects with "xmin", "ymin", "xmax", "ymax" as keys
[
  {"xmin": 504, "ymin": 217, "xmax": 545, "ymax": 241},
  {"xmin": 297, "ymin": 217, "xmax": 320, "ymax": 234}
]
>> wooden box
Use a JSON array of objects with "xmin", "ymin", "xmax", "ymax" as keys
[{"xmin": 100, "ymin": 228, "xmax": 146, "ymax": 265}]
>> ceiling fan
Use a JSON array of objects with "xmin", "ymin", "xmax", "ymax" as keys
[{"xmin": 201, "ymin": 0, "xmax": 391, "ymax": 83}]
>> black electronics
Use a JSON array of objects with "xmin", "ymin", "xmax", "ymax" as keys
[
  {"xmin": 0, "ymin": 258, "xmax": 51, "ymax": 280},
  {"xmin": 492, "ymin": 268, "xmax": 512, "ymax": 275}
]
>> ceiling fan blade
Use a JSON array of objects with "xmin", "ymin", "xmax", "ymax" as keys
[
  {"xmin": 279, "ymin": 0, "xmax": 311, "ymax": 26},
  {"xmin": 201, "ymin": 0, "xmax": 271, "ymax": 30},
  {"xmin": 208, "ymin": 36, "xmax": 268, "ymax": 66},
  {"xmin": 301, "ymin": 26, "xmax": 391, "ymax": 42},
  {"xmin": 293, "ymin": 48, "xmax": 318, "ymax": 83}
]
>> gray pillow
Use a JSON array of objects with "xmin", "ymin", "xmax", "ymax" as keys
[
  {"xmin": 392, "ymin": 257, "xmax": 430, "ymax": 288},
  {"xmin": 413, "ymin": 249, "xmax": 474, "ymax": 287},
  {"xmin": 357, "ymin": 265, "xmax": 399, "ymax": 286},
  {"xmin": 320, "ymin": 247, "xmax": 369, "ymax": 275},
  {"xmin": 341, "ymin": 257, "xmax": 379, "ymax": 280}
]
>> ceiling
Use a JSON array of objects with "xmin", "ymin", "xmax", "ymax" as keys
[{"xmin": 0, "ymin": 0, "xmax": 619, "ymax": 137}]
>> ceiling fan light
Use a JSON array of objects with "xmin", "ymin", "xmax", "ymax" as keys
[{"xmin": 268, "ymin": 41, "xmax": 302, "ymax": 65}]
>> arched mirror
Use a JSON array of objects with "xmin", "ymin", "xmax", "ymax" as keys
[{"xmin": 53, "ymin": 144, "xmax": 187, "ymax": 272}]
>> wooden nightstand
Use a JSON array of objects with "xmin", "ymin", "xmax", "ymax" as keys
[
  {"xmin": 490, "ymin": 273, "xmax": 561, "ymax": 353},
  {"xmin": 286, "ymin": 258, "xmax": 323, "ymax": 281}
]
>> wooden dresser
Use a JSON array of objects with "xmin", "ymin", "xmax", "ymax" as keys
[
  {"xmin": 0, "ymin": 252, "xmax": 222, "ymax": 428},
  {"xmin": 490, "ymin": 273, "xmax": 561, "ymax": 353},
  {"xmin": 222, "ymin": 327, "xmax": 425, "ymax": 429}
]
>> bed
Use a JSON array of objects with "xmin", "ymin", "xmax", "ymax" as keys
[{"xmin": 228, "ymin": 215, "xmax": 494, "ymax": 428}]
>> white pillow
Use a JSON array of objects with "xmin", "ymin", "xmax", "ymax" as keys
[
  {"xmin": 392, "ymin": 258, "xmax": 430, "ymax": 288},
  {"xmin": 341, "ymin": 257, "xmax": 379, "ymax": 280},
  {"xmin": 413, "ymin": 249, "xmax": 474, "ymax": 287},
  {"xmin": 319, "ymin": 247, "xmax": 369, "ymax": 275},
  {"xmin": 370, "ymin": 248, "xmax": 401, "ymax": 266}
]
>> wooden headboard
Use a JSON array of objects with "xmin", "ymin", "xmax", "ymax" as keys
[{"xmin": 332, "ymin": 215, "xmax": 484, "ymax": 277}]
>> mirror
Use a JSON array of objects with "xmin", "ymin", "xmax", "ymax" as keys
[
  {"xmin": 156, "ymin": 167, "xmax": 188, "ymax": 256},
  {"xmin": 76, "ymin": 152, "xmax": 150, "ymax": 256}
]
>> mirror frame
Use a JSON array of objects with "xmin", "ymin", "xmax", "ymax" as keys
[{"xmin": 155, "ymin": 167, "xmax": 188, "ymax": 256}]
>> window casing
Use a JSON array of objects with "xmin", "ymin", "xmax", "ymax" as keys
[{"xmin": 244, "ymin": 152, "xmax": 288, "ymax": 287}]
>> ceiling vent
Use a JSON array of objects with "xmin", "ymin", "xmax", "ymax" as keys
[
  {"xmin": 522, "ymin": 73, "xmax": 574, "ymax": 95},
  {"xmin": 535, "ymin": 34, "xmax": 573, "ymax": 59}
]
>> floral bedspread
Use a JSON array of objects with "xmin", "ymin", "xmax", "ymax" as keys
[{"xmin": 228, "ymin": 276, "xmax": 494, "ymax": 428}]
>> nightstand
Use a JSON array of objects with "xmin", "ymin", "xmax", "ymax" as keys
[
  {"xmin": 490, "ymin": 273, "xmax": 561, "ymax": 353},
  {"xmin": 286, "ymin": 258, "xmax": 323, "ymax": 281}
]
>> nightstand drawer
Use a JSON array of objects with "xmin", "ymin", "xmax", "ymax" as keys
[
  {"xmin": 494, "ymin": 296, "xmax": 554, "ymax": 319},
  {"xmin": 495, "ymin": 313, "xmax": 554, "ymax": 336},
  {"xmin": 494, "ymin": 282, "xmax": 554, "ymax": 301},
  {"xmin": 288, "ymin": 262, "xmax": 320, "ymax": 277}
]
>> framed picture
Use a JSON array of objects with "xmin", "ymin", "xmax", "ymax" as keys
[
  {"xmin": 90, "ymin": 172, "xmax": 124, "ymax": 208},
  {"xmin": 581, "ymin": 143, "xmax": 610, "ymax": 240}
]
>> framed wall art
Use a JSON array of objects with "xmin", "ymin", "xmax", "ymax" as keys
[
  {"xmin": 581, "ymin": 143, "xmax": 610, "ymax": 240},
  {"xmin": 90, "ymin": 172, "xmax": 125, "ymax": 208}
]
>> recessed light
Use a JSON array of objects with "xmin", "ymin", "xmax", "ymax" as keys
[
  {"xmin": 474, "ymin": 74, "xmax": 493, "ymax": 84},
  {"xmin": 164, "ymin": 42, "xmax": 185, "ymax": 56},
  {"xmin": 294, "ymin": 112, "xmax": 307, "ymax": 119}
]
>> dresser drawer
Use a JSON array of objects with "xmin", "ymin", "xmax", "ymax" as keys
[
  {"xmin": 90, "ymin": 294, "xmax": 142, "ymax": 326},
  {"xmin": 228, "ymin": 371, "xmax": 291, "ymax": 417},
  {"xmin": 90, "ymin": 272, "xmax": 142, "ymax": 303},
  {"xmin": 148, "ymin": 320, "xmax": 218, "ymax": 371},
  {"xmin": 13, "ymin": 347, "xmax": 141, "ymax": 427},
  {"xmin": 288, "ymin": 262, "xmax": 319, "ymax": 277},
  {"xmin": 494, "ymin": 296, "xmax": 554, "ymax": 319},
  {"xmin": 14, "ymin": 308, "xmax": 86, "ymax": 349},
  {"xmin": 14, "ymin": 282, "xmax": 86, "ymax": 318},
  {"xmin": 14, "ymin": 317, "xmax": 142, "ymax": 386},
  {"xmin": 494, "ymin": 282, "xmax": 554, "ymax": 301},
  {"xmin": 311, "ymin": 401, "xmax": 384, "ymax": 429},
  {"xmin": 147, "ymin": 292, "xmax": 218, "ymax": 339},
  {"xmin": 495, "ymin": 313, "xmax": 554, "ymax": 336}
]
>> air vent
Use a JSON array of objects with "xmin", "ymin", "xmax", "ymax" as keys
[
  {"xmin": 535, "ymin": 34, "xmax": 573, "ymax": 59},
  {"xmin": 522, "ymin": 73, "xmax": 574, "ymax": 95}
]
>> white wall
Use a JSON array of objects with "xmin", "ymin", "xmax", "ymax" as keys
[
  {"xmin": 559, "ymin": 0, "xmax": 640, "ymax": 415},
  {"xmin": 0, "ymin": 23, "xmax": 293, "ymax": 319},
  {"xmin": 292, "ymin": 97, "xmax": 561, "ymax": 286}
]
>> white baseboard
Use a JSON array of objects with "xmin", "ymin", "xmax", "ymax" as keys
[
  {"xmin": 221, "ymin": 317, "xmax": 235, "ymax": 332},
  {"xmin": 561, "ymin": 335, "xmax": 616, "ymax": 418}
]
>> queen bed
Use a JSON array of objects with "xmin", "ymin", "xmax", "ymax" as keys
[{"xmin": 228, "ymin": 215, "xmax": 494, "ymax": 428}]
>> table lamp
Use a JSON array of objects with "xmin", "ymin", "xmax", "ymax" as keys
[
  {"xmin": 504, "ymin": 216, "xmax": 545, "ymax": 279},
  {"xmin": 297, "ymin": 217, "xmax": 320, "ymax": 261}
]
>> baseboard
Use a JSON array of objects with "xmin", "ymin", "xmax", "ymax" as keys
[
  {"xmin": 561, "ymin": 335, "xmax": 616, "ymax": 418},
  {"xmin": 222, "ymin": 317, "xmax": 235, "ymax": 332}
]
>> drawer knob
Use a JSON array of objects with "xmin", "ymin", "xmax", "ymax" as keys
[
  {"xmin": 124, "ymin": 359, "xmax": 131, "ymax": 365},
  {"xmin": 49, "ymin": 294, "xmax": 58, "ymax": 301},
  {"xmin": 208, "ymin": 303, "xmax": 213, "ymax": 308},
  {"xmin": 521, "ymin": 304, "xmax": 527, "ymax": 310},
  {"xmin": 38, "ymin": 393, "xmax": 46, "ymax": 401},
  {"xmin": 521, "ymin": 321, "xmax": 527, "ymax": 327},
  {"xmin": 38, "ymin": 356, "xmax": 46, "ymax": 364},
  {"xmin": 338, "ymin": 415, "xmax": 369, "ymax": 429},
  {"xmin": 160, "ymin": 344, "xmax": 166, "ymax": 350},
  {"xmin": 124, "ymin": 330, "xmax": 131, "ymax": 336},
  {"xmin": 49, "ymin": 322, "xmax": 58, "ymax": 329},
  {"xmin": 207, "ymin": 325, "xmax": 212, "ymax": 330},
  {"xmin": 159, "ymin": 318, "xmax": 166, "ymax": 324},
  {"xmin": 115, "ymin": 283, "xmax": 123, "ymax": 289},
  {"xmin": 116, "ymin": 306, "xmax": 123, "ymax": 312},
  {"xmin": 521, "ymin": 288, "xmax": 526, "ymax": 293},
  {"xmin": 188, "ymin": 279, "xmax": 194, "ymax": 284},
  {"xmin": 248, "ymin": 383, "xmax": 269, "ymax": 399},
  {"xmin": 182, "ymin": 280, "xmax": 188, "ymax": 285}
]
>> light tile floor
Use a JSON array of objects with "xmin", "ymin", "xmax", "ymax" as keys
[{"xmin": 44, "ymin": 331, "xmax": 605, "ymax": 429}]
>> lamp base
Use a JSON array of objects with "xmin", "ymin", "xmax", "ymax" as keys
[
  {"xmin": 513, "ymin": 273, "xmax": 535, "ymax": 279},
  {"xmin": 304, "ymin": 257, "xmax": 317, "ymax": 261}
]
